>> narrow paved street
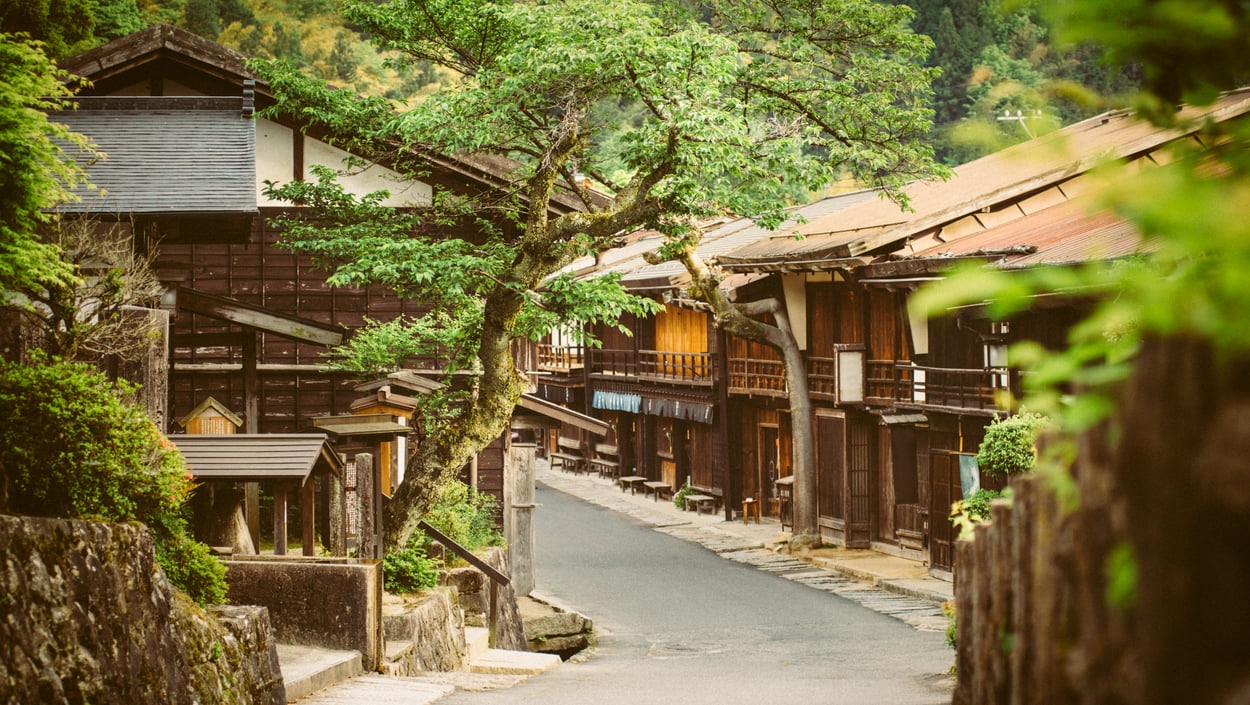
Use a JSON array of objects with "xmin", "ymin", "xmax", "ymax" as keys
[{"xmin": 438, "ymin": 480, "xmax": 954, "ymax": 705}]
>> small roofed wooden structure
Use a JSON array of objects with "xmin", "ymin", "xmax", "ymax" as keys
[
  {"xmin": 172, "ymin": 433, "xmax": 345, "ymax": 556},
  {"xmin": 176, "ymin": 396, "xmax": 243, "ymax": 435}
]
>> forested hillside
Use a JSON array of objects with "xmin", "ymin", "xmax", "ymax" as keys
[
  {"xmin": 0, "ymin": 0, "xmax": 449, "ymax": 100},
  {"xmin": 900, "ymin": 0, "xmax": 1143, "ymax": 163},
  {"xmin": 3, "ymin": 0, "xmax": 1144, "ymax": 165}
]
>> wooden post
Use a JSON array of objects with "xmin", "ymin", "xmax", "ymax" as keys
[
  {"xmin": 243, "ymin": 331, "xmax": 261, "ymax": 549},
  {"xmin": 989, "ymin": 500, "xmax": 1013, "ymax": 704},
  {"xmin": 272, "ymin": 483, "xmax": 288, "ymax": 556},
  {"xmin": 508, "ymin": 442, "xmax": 537, "ymax": 596},
  {"xmin": 302, "ymin": 478, "xmax": 316, "ymax": 557},
  {"xmin": 488, "ymin": 578, "xmax": 499, "ymax": 648},
  {"xmin": 952, "ymin": 536, "xmax": 976, "ymax": 705},
  {"xmin": 1008, "ymin": 475, "xmax": 1034, "ymax": 705}
]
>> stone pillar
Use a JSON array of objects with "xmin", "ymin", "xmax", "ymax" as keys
[
  {"xmin": 356, "ymin": 453, "xmax": 377, "ymax": 559},
  {"xmin": 328, "ymin": 472, "xmax": 345, "ymax": 556},
  {"xmin": 508, "ymin": 442, "xmax": 537, "ymax": 596},
  {"xmin": 301, "ymin": 479, "xmax": 316, "ymax": 557},
  {"xmin": 272, "ymin": 484, "xmax": 288, "ymax": 556}
]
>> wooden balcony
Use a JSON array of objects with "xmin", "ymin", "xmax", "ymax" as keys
[
  {"xmin": 730, "ymin": 344, "xmax": 867, "ymax": 405},
  {"xmin": 890, "ymin": 363, "xmax": 1017, "ymax": 414},
  {"xmin": 728, "ymin": 357, "xmax": 787, "ymax": 397},
  {"xmin": 590, "ymin": 349, "xmax": 712, "ymax": 386},
  {"xmin": 537, "ymin": 344, "xmax": 584, "ymax": 372}
]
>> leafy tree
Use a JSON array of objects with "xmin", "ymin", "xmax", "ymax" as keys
[
  {"xmin": 182, "ymin": 0, "xmax": 221, "ymax": 39},
  {"xmin": 0, "ymin": 0, "xmax": 95, "ymax": 58},
  {"xmin": 90, "ymin": 0, "xmax": 147, "ymax": 40},
  {"xmin": 256, "ymin": 0, "xmax": 941, "ymax": 550},
  {"xmin": 0, "ymin": 34, "xmax": 95, "ymax": 302}
]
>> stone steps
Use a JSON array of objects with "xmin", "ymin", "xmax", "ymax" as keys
[{"xmin": 276, "ymin": 645, "xmax": 363, "ymax": 702}]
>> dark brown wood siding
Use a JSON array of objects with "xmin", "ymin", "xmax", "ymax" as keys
[{"xmin": 162, "ymin": 211, "xmax": 439, "ymax": 433}]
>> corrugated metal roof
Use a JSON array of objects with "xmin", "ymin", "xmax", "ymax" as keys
[
  {"xmin": 912, "ymin": 198, "xmax": 1147, "ymax": 267},
  {"xmin": 718, "ymin": 88, "xmax": 1250, "ymax": 268},
  {"xmin": 52, "ymin": 96, "xmax": 256, "ymax": 215},
  {"xmin": 567, "ymin": 191, "xmax": 877, "ymax": 293},
  {"xmin": 171, "ymin": 434, "xmax": 342, "ymax": 482}
]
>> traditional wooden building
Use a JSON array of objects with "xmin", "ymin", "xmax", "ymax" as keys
[
  {"xmin": 716, "ymin": 89, "xmax": 1250, "ymax": 574},
  {"xmin": 53, "ymin": 25, "xmax": 585, "ymax": 437}
]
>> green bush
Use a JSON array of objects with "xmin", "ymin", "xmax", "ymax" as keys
[
  {"xmin": 382, "ymin": 535, "xmax": 439, "ymax": 594},
  {"xmin": 156, "ymin": 533, "xmax": 228, "ymax": 606},
  {"xmin": 382, "ymin": 479, "xmax": 503, "ymax": 593},
  {"xmin": 960, "ymin": 488, "xmax": 1005, "ymax": 522},
  {"xmin": 422, "ymin": 480, "xmax": 504, "ymax": 554},
  {"xmin": 976, "ymin": 412, "xmax": 1048, "ymax": 478},
  {"xmin": 0, "ymin": 355, "xmax": 227, "ymax": 605},
  {"xmin": 673, "ymin": 482, "xmax": 695, "ymax": 509}
]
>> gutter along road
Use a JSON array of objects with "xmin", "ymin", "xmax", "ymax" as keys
[{"xmin": 438, "ymin": 475, "xmax": 954, "ymax": 705}]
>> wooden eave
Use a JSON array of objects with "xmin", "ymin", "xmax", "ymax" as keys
[
  {"xmin": 313, "ymin": 413, "xmax": 409, "ymax": 437},
  {"xmin": 177, "ymin": 287, "xmax": 344, "ymax": 346},
  {"xmin": 516, "ymin": 394, "xmax": 609, "ymax": 436},
  {"xmin": 353, "ymin": 370, "xmax": 445, "ymax": 396}
]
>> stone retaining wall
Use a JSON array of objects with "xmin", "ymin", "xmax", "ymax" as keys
[
  {"xmin": 0, "ymin": 515, "xmax": 283, "ymax": 705},
  {"xmin": 224, "ymin": 557, "xmax": 383, "ymax": 671}
]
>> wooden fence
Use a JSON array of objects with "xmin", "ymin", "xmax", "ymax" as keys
[{"xmin": 952, "ymin": 337, "xmax": 1250, "ymax": 705}]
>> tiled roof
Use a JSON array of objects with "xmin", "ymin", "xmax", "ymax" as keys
[{"xmin": 53, "ymin": 96, "xmax": 256, "ymax": 215}]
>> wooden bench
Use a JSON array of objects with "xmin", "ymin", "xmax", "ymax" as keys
[
  {"xmin": 550, "ymin": 437, "xmax": 585, "ymax": 474},
  {"xmin": 589, "ymin": 443, "xmax": 621, "ymax": 480},
  {"xmin": 619, "ymin": 475, "xmax": 646, "ymax": 494},
  {"xmin": 643, "ymin": 481, "xmax": 673, "ymax": 502},
  {"xmin": 684, "ymin": 493, "xmax": 716, "ymax": 515}
]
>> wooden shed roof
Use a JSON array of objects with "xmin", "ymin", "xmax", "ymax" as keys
[
  {"xmin": 717, "ymin": 88, "xmax": 1250, "ymax": 270},
  {"xmin": 171, "ymin": 433, "xmax": 342, "ymax": 482}
]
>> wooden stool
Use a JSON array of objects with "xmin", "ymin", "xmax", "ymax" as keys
[{"xmin": 742, "ymin": 497, "xmax": 760, "ymax": 524}]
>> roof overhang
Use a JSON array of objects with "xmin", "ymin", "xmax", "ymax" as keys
[
  {"xmin": 172, "ymin": 433, "xmax": 343, "ymax": 483},
  {"xmin": 313, "ymin": 413, "xmax": 409, "ymax": 438},
  {"xmin": 515, "ymin": 394, "xmax": 609, "ymax": 436}
]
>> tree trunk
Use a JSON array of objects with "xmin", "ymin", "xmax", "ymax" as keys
[{"xmin": 673, "ymin": 245, "xmax": 820, "ymax": 549}]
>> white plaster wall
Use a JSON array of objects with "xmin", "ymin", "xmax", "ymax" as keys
[
  {"xmin": 256, "ymin": 118, "xmax": 295, "ymax": 203},
  {"xmin": 781, "ymin": 274, "xmax": 808, "ymax": 351},
  {"xmin": 303, "ymin": 138, "xmax": 432, "ymax": 207}
]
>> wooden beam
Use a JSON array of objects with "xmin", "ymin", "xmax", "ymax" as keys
[
  {"xmin": 177, "ymin": 287, "xmax": 344, "ymax": 346},
  {"xmin": 170, "ymin": 332, "xmax": 253, "ymax": 349}
]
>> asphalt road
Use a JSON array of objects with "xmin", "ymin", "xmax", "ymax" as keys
[{"xmin": 439, "ymin": 482, "xmax": 954, "ymax": 705}]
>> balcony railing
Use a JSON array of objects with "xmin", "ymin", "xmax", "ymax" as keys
[
  {"xmin": 590, "ymin": 348, "xmax": 711, "ymax": 385},
  {"xmin": 891, "ymin": 363, "xmax": 1016, "ymax": 413},
  {"xmin": 537, "ymin": 344, "xmax": 584, "ymax": 372},
  {"xmin": 728, "ymin": 357, "xmax": 787, "ymax": 396},
  {"xmin": 729, "ymin": 344, "xmax": 867, "ymax": 404}
]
